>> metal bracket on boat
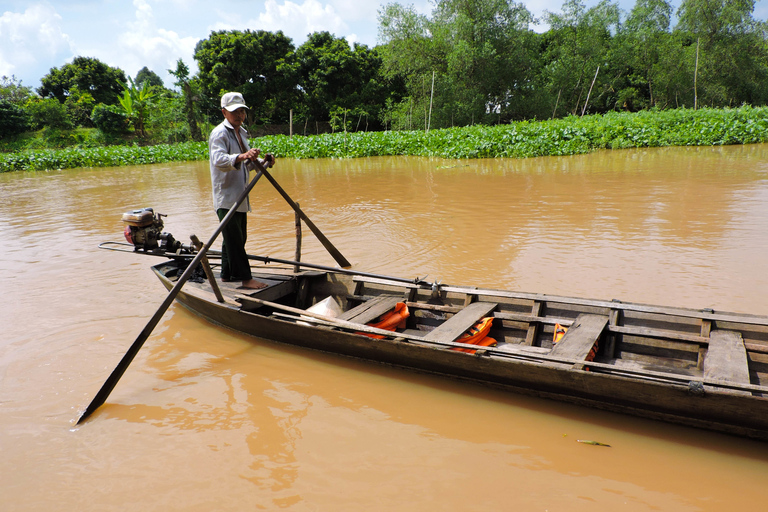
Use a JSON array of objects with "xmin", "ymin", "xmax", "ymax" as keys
[
  {"xmin": 430, "ymin": 280, "xmax": 442, "ymax": 300},
  {"xmin": 414, "ymin": 274, "xmax": 432, "ymax": 286}
]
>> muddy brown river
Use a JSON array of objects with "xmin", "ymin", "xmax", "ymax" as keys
[{"xmin": 3, "ymin": 147, "xmax": 768, "ymax": 510}]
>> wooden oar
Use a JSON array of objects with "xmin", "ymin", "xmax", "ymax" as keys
[
  {"xmin": 254, "ymin": 162, "xmax": 351, "ymax": 269},
  {"xmin": 76, "ymin": 161, "xmax": 269, "ymax": 425}
]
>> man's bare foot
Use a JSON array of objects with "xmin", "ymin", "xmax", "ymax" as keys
[{"xmin": 238, "ymin": 279, "xmax": 268, "ymax": 290}]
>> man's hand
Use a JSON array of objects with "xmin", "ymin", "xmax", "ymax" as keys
[{"xmin": 237, "ymin": 147, "xmax": 261, "ymax": 163}]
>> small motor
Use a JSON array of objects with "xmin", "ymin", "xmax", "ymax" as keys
[{"xmin": 121, "ymin": 208, "xmax": 183, "ymax": 253}]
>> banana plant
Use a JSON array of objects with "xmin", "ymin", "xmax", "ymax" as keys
[{"xmin": 116, "ymin": 76, "xmax": 156, "ymax": 137}]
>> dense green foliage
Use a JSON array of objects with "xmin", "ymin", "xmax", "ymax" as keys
[
  {"xmin": 292, "ymin": 32, "xmax": 402, "ymax": 131},
  {"xmin": 117, "ymin": 77, "xmax": 157, "ymax": 137},
  {"xmin": 2, "ymin": 0, "xmax": 767, "ymax": 151},
  {"xmin": 0, "ymin": 141, "xmax": 208, "ymax": 172},
  {"xmin": 378, "ymin": 0, "xmax": 540, "ymax": 126},
  {"xmin": 38, "ymin": 56, "xmax": 126, "ymax": 105},
  {"xmin": 378, "ymin": 0, "xmax": 768, "ymax": 125},
  {"xmin": 260, "ymin": 106, "xmax": 768, "ymax": 159},
  {"xmin": 194, "ymin": 30, "xmax": 298, "ymax": 124},
  {"xmin": 0, "ymin": 100, "xmax": 31, "ymax": 138},
  {"xmin": 169, "ymin": 59, "xmax": 203, "ymax": 142},
  {"xmin": 26, "ymin": 98, "xmax": 74, "ymax": 130},
  {"xmin": 0, "ymin": 75, "xmax": 34, "ymax": 105},
  {"xmin": 135, "ymin": 67, "xmax": 164, "ymax": 89},
  {"xmin": 3, "ymin": 106, "xmax": 767, "ymax": 172},
  {"xmin": 91, "ymin": 104, "xmax": 130, "ymax": 135}
]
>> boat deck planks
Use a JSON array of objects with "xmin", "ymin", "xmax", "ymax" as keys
[
  {"xmin": 704, "ymin": 330, "xmax": 751, "ymax": 390},
  {"xmin": 422, "ymin": 302, "xmax": 498, "ymax": 343},
  {"xmin": 550, "ymin": 314, "xmax": 609, "ymax": 361}
]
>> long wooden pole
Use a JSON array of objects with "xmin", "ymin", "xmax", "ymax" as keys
[
  {"xmin": 221, "ymin": 251, "xmax": 431, "ymax": 287},
  {"xmin": 190, "ymin": 234, "xmax": 224, "ymax": 303},
  {"xmin": 552, "ymin": 89, "xmax": 561, "ymax": 120},
  {"xmin": 581, "ymin": 66, "xmax": 600, "ymax": 117},
  {"xmin": 256, "ymin": 163, "xmax": 351, "ymax": 268},
  {"xmin": 294, "ymin": 202, "xmax": 301, "ymax": 274},
  {"xmin": 428, "ymin": 70, "xmax": 435, "ymax": 132},
  {"xmin": 76, "ymin": 161, "xmax": 269, "ymax": 424},
  {"xmin": 694, "ymin": 38, "xmax": 700, "ymax": 110}
]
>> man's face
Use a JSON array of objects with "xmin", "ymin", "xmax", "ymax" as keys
[{"xmin": 222, "ymin": 107, "xmax": 247, "ymax": 128}]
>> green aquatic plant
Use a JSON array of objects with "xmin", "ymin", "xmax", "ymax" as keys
[{"xmin": 3, "ymin": 106, "xmax": 768, "ymax": 172}]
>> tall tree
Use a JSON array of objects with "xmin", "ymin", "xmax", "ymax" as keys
[
  {"xmin": 377, "ymin": 3, "xmax": 436, "ymax": 128},
  {"xmin": 378, "ymin": 0, "xmax": 538, "ymax": 128},
  {"xmin": 135, "ymin": 67, "xmax": 164, "ymax": 89},
  {"xmin": 0, "ymin": 100, "xmax": 31, "ymax": 138},
  {"xmin": 432, "ymin": 0, "xmax": 538, "ymax": 123},
  {"xmin": 541, "ymin": 0, "xmax": 621, "ymax": 116},
  {"xmin": 169, "ymin": 59, "xmax": 202, "ymax": 141},
  {"xmin": 677, "ymin": 0, "xmax": 757, "ymax": 39},
  {"xmin": 194, "ymin": 30, "xmax": 298, "ymax": 124},
  {"xmin": 294, "ymin": 32, "xmax": 393, "ymax": 128},
  {"xmin": 38, "ymin": 56, "xmax": 126, "ymax": 105},
  {"xmin": 675, "ymin": 0, "xmax": 768, "ymax": 106},
  {"xmin": 613, "ymin": 0, "xmax": 679, "ymax": 109},
  {"xmin": 0, "ymin": 75, "xmax": 34, "ymax": 105}
]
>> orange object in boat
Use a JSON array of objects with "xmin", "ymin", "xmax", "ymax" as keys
[
  {"xmin": 361, "ymin": 302, "xmax": 409, "ymax": 339},
  {"xmin": 451, "ymin": 317, "xmax": 494, "ymax": 353},
  {"xmin": 460, "ymin": 317, "xmax": 493, "ymax": 344},
  {"xmin": 553, "ymin": 323, "xmax": 568, "ymax": 344},
  {"xmin": 453, "ymin": 336, "xmax": 498, "ymax": 354},
  {"xmin": 586, "ymin": 342, "xmax": 599, "ymax": 362},
  {"xmin": 464, "ymin": 336, "xmax": 497, "ymax": 354}
]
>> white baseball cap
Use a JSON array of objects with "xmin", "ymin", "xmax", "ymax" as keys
[{"xmin": 221, "ymin": 92, "xmax": 249, "ymax": 111}]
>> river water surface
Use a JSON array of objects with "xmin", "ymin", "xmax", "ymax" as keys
[{"xmin": 3, "ymin": 147, "xmax": 768, "ymax": 511}]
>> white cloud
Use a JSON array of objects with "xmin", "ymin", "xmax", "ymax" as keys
[
  {"xmin": 0, "ymin": 3, "xmax": 73, "ymax": 81},
  {"xmin": 326, "ymin": 0, "xmax": 378, "ymax": 22},
  {"xmin": 211, "ymin": 0, "xmax": 349, "ymax": 44},
  {"xmin": 114, "ymin": 0, "xmax": 199, "ymax": 86},
  {"xmin": 261, "ymin": 0, "xmax": 348, "ymax": 36}
]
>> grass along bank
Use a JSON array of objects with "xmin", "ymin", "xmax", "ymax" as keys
[{"xmin": 3, "ymin": 106, "xmax": 768, "ymax": 172}]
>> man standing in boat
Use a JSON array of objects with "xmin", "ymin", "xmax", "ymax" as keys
[{"xmin": 208, "ymin": 91, "xmax": 273, "ymax": 290}]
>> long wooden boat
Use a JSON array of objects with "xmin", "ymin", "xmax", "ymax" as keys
[{"xmin": 147, "ymin": 254, "xmax": 768, "ymax": 441}]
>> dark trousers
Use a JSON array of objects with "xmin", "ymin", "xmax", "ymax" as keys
[{"xmin": 216, "ymin": 209, "xmax": 252, "ymax": 281}]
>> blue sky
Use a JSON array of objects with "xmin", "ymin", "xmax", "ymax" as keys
[{"xmin": 1, "ymin": 0, "xmax": 766, "ymax": 92}]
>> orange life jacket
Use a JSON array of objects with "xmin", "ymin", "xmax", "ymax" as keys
[
  {"xmin": 451, "ymin": 317, "xmax": 495, "ymax": 353},
  {"xmin": 361, "ymin": 302, "xmax": 410, "ymax": 339},
  {"xmin": 553, "ymin": 323, "xmax": 568, "ymax": 344}
]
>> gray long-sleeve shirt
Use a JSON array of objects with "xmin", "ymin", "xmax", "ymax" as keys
[{"xmin": 208, "ymin": 119, "xmax": 252, "ymax": 212}]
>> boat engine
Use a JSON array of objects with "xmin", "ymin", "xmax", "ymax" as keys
[{"xmin": 121, "ymin": 207, "xmax": 184, "ymax": 253}]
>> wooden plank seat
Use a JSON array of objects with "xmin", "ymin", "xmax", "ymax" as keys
[
  {"xmin": 704, "ymin": 330, "xmax": 751, "ymax": 393},
  {"xmin": 422, "ymin": 302, "xmax": 498, "ymax": 343},
  {"xmin": 550, "ymin": 314, "xmax": 608, "ymax": 361},
  {"xmin": 338, "ymin": 295, "xmax": 401, "ymax": 325}
]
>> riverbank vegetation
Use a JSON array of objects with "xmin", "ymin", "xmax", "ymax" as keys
[
  {"xmin": 1, "ymin": 0, "xmax": 767, "ymax": 171},
  {"xmin": 3, "ymin": 106, "xmax": 767, "ymax": 172},
  {"xmin": 3, "ymin": 1, "xmax": 768, "ymax": 144}
]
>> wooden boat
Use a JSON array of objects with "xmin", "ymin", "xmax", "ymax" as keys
[{"xmin": 148, "ymin": 254, "xmax": 768, "ymax": 442}]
